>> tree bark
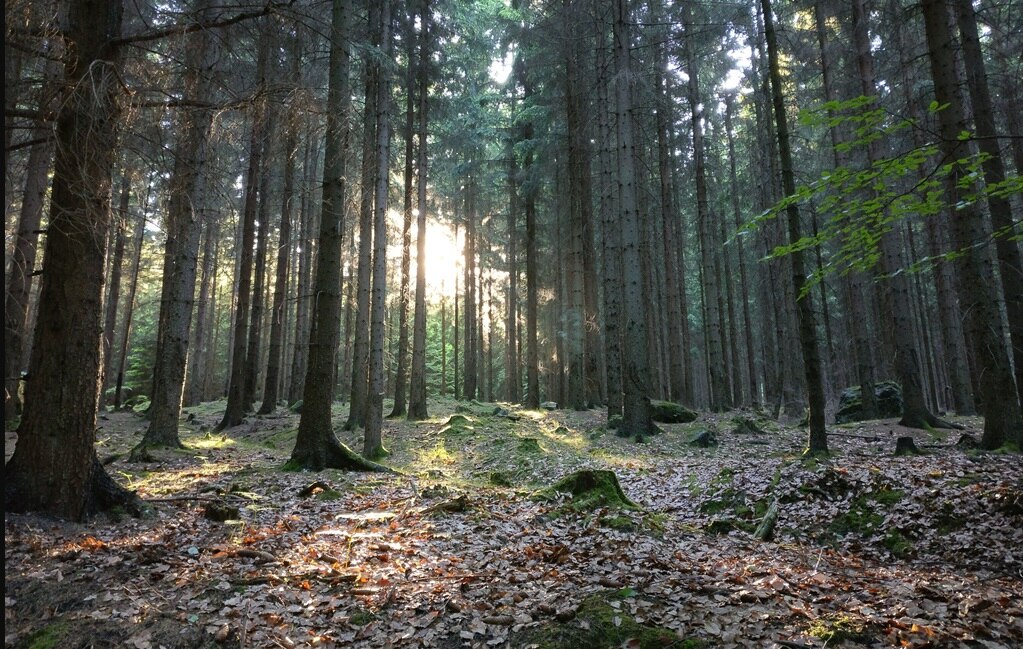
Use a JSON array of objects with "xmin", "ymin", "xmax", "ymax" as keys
[
  {"xmin": 136, "ymin": 0, "xmax": 217, "ymax": 453},
  {"xmin": 921, "ymin": 0, "xmax": 1023, "ymax": 448},
  {"xmin": 614, "ymin": 0, "xmax": 655, "ymax": 439},
  {"xmin": 364, "ymin": 0, "xmax": 393, "ymax": 460},
  {"xmin": 761, "ymin": 0, "xmax": 828, "ymax": 454},
  {"xmin": 407, "ymin": 0, "xmax": 432, "ymax": 420},
  {"xmin": 596, "ymin": 23, "xmax": 623, "ymax": 418},
  {"xmin": 290, "ymin": 0, "xmax": 389, "ymax": 473},
  {"xmin": 954, "ymin": 0, "xmax": 1023, "ymax": 407},
  {"xmin": 5, "ymin": 0, "xmax": 139, "ymax": 520}
]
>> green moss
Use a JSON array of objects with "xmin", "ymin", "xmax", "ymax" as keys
[
  {"xmin": 807, "ymin": 613, "xmax": 868, "ymax": 643},
  {"xmin": 829, "ymin": 488, "xmax": 903, "ymax": 536},
  {"xmin": 883, "ymin": 530, "xmax": 914, "ymax": 558},
  {"xmin": 533, "ymin": 469, "xmax": 638, "ymax": 512},
  {"xmin": 649, "ymin": 400, "xmax": 698, "ymax": 423},
  {"xmin": 602, "ymin": 514, "xmax": 638, "ymax": 532},
  {"xmin": 871, "ymin": 487, "xmax": 905, "ymax": 505},
  {"xmin": 24, "ymin": 621, "xmax": 70, "ymax": 649},
  {"xmin": 488, "ymin": 471, "xmax": 514, "ymax": 487},
  {"xmin": 518, "ymin": 437, "xmax": 546, "ymax": 453},
  {"xmin": 512, "ymin": 592, "xmax": 694, "ymax": 649}
]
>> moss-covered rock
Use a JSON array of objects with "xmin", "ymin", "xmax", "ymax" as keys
[
  {"xmin": 649, "ymin": 400, "xmax": 698, "ymax": 424},
  {"xmin": 730, "ymin": 415, "xmax": 769, "ymax": 435},
  {"xmin": 533, "ymin": 469, "xmax": 637, "ymax": 511},
  {"xmin": 835, "ymin": 380, "xmax": 902, "ymax": 424}
]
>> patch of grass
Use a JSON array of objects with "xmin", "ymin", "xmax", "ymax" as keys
[{"xmin": 806, "ymin": 613, "xmax": 868, "ymax": 643}]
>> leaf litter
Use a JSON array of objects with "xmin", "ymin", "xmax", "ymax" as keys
[{"xmin": 4, "ymin": 401, "xmax": 1022, "ymax": 648}]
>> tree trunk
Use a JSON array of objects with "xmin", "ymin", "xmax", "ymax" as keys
[
  {"xmin": 345, "ymin": 12, "xmax": 380, "ymax": 430},
  {"xmin": 100, "ymin": 176, "xmax": 130, "ymax": 410},
  {"xmin": 514, "ymin": 46, "xmax": 541, "ymax": 410},
  {"xmin": 954, "ymin": 0, "xmax": 1023, "ymax": 407},
  {"xmin": 288, "ymin": 134, "xmax": 319, "ymax": 405},
  {"xmin": 850, "ymin": 0, "xmax": 949, "ymax": 430},
  {"xmin": 407, "ymin": 0, "xmax": 432, "ymax": 421},
  {"xmin": 463, "ymin": 183, "xmax": 479, "ymax": 401},
  {"xmin": 184, "ymin": 217, "xmax": 217, "ymax": 407},
  {"xmin": 4, "ymin": 123, "xmax": 54, "ymax": 425},
  {"xmin": 596, "ymin": 24, "xmax": 623, "ymax": 418},
  {"xmin": 921, "ymin": 0, "xmax": 1023, "ymax": 448},
  {"xmin": 5, "ymin": 0, "xmax": 139, "ymax": 520},
  {"xmin": 290, "ymin": 0, "xmax": 389, "ymax": 473},
  {"xmin": 219, "ymin": 34, "xmax": 269, "ymax": 431},
  {"xmin": 258, "ymin": 106, "xmax": 298, "ymax": 414},
  {"xmin": 244, "ymin": 106, "xmax": 274, "ymax": 411},
  {"xmin": 683, "ymin": 6, "xmax": 728, "ymax": 412},
  {"xmin": 364, "ymin": 0, "xmax": 392, "ymax": 460},
  {"xmin": 390, "ymin": 16, "xmax": 415, "ymax": 419},
  {"xmin": 614, "ymin": 0, "xmax": 655, "ymax": 439},
  {"xmin": 724, "ymin": 93, "xmax": 759, "ymax": 406},
  {"xmin": 504, "ymin": 133, "xmax": 520, "ymax": 403},
  {"xmin": 761, "ymin": 0, "xmax": 828, "ymax": 454},
  {"xmin": 136, "ymin": 1, "xmax": 217, "ymax": 453},
  {"xmin": 564, "ymin": 27, "xmax": 588, "ymax": 412}
]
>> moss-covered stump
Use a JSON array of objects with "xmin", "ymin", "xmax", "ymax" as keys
[
  {"xmin": 511, "ymin": 591, "xmax": 690, "ymax": 649},
  {"xmin": 438, "ymin": 414, "xmax": 474, "ymax": 437},
  {"xmin": 650, "ymin": 400, "xmax": 698, "ymax": 424},
  {"xmin": 731, "ymin": 415, "xmax": 768, "ymax": 435},
  {"xmin": 534, "ymin": 469, "xmax": 637, "ymax": 510},
  {"xmin": 688, "ymin": 429, "xmax": 718, "ymax": 448},
  {"xmin": 518, "ymin": 437, "xmax": 546, "ymax": 453},
  {"xmin": 894, "ymin": 436, "xmax": 923, "ymax": 456},
  {"xmin": 607, "ymin": 414, "xmax": 623, "ymax": 430}
]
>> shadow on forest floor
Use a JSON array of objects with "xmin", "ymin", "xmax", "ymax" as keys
[{"xmin": 5, "ymin": 399, "xmax": 1022, "ymax": 648}]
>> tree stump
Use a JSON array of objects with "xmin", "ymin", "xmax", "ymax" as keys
[
  {"xmin": 894, "ymin": 436, "xmax": 923, "ymax": 456},
  {"xmin": 534, "ymin": 469, "xmax": 637, "ymax": 510}
]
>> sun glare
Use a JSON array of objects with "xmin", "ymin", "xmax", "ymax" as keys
[{"xmin": 387, "ymin": 212, "xmax": 462, "ymax": 302}]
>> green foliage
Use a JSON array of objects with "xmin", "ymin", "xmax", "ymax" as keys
[{"xmin": 749, "ymin": 95, "xmax": 1023, "ymax": 293}]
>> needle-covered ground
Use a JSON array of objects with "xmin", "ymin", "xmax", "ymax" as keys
[{"xmin": 5, "ymin": 397, "xmax": 1022, "ymax": 648}]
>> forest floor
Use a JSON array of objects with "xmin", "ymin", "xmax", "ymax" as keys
[{"xmin": 4, "ymin": 398, "xmax": 1022, "ymax": 649}]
